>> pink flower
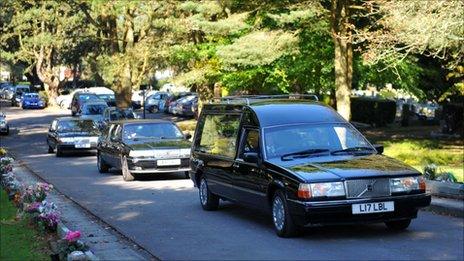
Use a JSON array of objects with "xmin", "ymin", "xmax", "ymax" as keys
[{"xmin": 65, "ymin": 230, "xmax": 81, "ymax": 242}]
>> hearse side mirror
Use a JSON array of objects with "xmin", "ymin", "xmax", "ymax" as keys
[
  {"xmin": 243, "ymin": 152, "xmax": 259, "ymax": 164},
  {"xmin": 374, "ymin": 144, "xmax": 384, "ymax": 155},
  {"xmin": 184, "ymin": 132, "xmax": 192, "ymax": 140}
]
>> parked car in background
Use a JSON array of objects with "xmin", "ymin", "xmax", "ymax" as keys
[
  {"xmin": 10, "ymin": 85, "xmax": 30, "ymax": 106},
  {"xmin": 57, "ymin": 87, "xmax": 114, "ymax": 110},
  {"xmin": 164, "ymin": 92, "xmax": 195, "ymax": 113},
  {"xmin": 101, "ymin": 107, "xmax": 137, "ymax": 129},
  {"xmin": 97, "ymin": 93, "xmax": 116, "ymax": 107},
  {"xmin": 96, "ymin": 120, "xmax": 192, "ymax": 181},
  {"xmin": 21, "ymin": 93, "xmax": 46, "ymax": 109},
  {"xmin": 190, "ymin": 96, "xmax": 431, "ymax": 237},
  {"xmin": 47, "ymin": 117, "xmax": 100, "ymax": 157},
  {"xmin": 174, "ymin": 94, "xmax": 198, "ymax": 117},
  {"xmin": 0, "ymin": 112, "xmax": 9, "ymax": 135},
  {"xmin": 79, "ymin": 101, "xmax": 109, "ymax": 125},
  {"xmin": 70, "ymin": 92, "xmax": 102, "ymax": 116},
  {"xmin": 0, "ymin": 82, "xmax": 13, "ymax": 99},
  {"xmin": 145, "ymin": 92, "xmax": 170, "ymax": 113},
  {"xmin": 132, "ymin": 90, "xmax": 157, "ymax": 109}
]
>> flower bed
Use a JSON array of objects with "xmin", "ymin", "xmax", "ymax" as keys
[{"xmin": 0, "ymin": 152, "xmax": 91, "ymax": 260}]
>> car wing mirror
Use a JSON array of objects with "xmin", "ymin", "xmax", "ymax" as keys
[
  {"xmin": 184, "ymin": 132, "xmax": 192, "ymax": 140},
  {"xmin": 373, "ymin": 144, "xmax": 384, "ymax": 154},
  {"xmin": 243, "ymin": 152, "xmax": 259, "ymax": 164}
]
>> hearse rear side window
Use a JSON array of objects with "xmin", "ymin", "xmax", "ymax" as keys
[{"xmin": 198, "ymin": 114, "xmax": 240, "ymax": 158}]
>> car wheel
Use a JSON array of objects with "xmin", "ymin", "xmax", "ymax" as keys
[
  {"xmin": 121, "ymin": 156, "xmax": 135, "ymax": 181},
  {"xmin": 272, "ymin": 190, "xmax": 300, "ymax": 237},
  {"xmin": 48, "ymin": 145, "xmax": 54, "ymax": 153},
  {"xmin": 97, "ymin": 153, "xmax": 110, "ymax": 173},
  {"xmin": 199, "ymin": 177, "xmax": 219, "ymax": 211},
  {"xmin": 56, "ymin": 146, "xmax": 64, "ymax": 157},
  {"xmin": 385, "ymin": 219, "xmax": 411, "ymax": 230}
]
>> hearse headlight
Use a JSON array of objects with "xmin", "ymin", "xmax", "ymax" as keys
[
  {"xmin": 390, "ymin": 176, "xmax": 425, "ymax": 192},
  {"xmin": 298, "ymin": 182, "xmax": 345, "ymax": 199}
]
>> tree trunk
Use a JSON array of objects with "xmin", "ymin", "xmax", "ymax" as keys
[
  {"xmin": 331, "ymin": 0, "xmax": 352, "ymax": 120},
  {"xmin": 115, "ymin": 62, "xmax": 132, "ymax": 108}
]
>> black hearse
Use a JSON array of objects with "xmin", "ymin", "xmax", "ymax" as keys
[
  {"xmin": 97, "ymin": 120, "xmax": 192, "ymax": 181},
  {"xmin": 189, "ymin": 95, "xmax": 431, "ymax": 237}
]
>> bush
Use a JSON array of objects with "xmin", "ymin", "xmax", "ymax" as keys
[{"xmin": 351, "ymin": 97, "xmax": 396, "ymax": 126}]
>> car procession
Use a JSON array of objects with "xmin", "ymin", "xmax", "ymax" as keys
[{"xmin": 4, "ymin": 89, "xmax": 427, "ymax": 238}]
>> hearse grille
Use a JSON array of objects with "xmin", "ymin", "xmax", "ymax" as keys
[{"xmin": 345, "ymin": 178, "xmax": 390, "ymax": 199}]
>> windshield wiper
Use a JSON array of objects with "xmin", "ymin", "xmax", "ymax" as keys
[
  {"xmin": 331, "ymin": 146, "xmax": 375, "ymax": 155},
  {"xmin": 281, "ymin": 149, "xmax": 330, "ymax": 161}
]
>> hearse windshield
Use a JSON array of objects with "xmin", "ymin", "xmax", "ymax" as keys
[
  {"xmin": 264, "ymin": 123, "xmax": 374, "ymax": 160},
  {"xmin": 57, "ymin": 120, "xmax": 98, "ymax": 132},
  {"xmin": 123, "ymin": 123, "xmax": 183, "ymax": 141}
]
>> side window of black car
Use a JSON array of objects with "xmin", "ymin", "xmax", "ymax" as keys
[
  {"xmin": 197, "ymin": 114, "xmax": 241, "ymax": 158},
  {"xmin": 239, "ymin": 129, "xmax": 260, "ymax": 158}
]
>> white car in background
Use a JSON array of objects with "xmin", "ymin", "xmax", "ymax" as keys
[{"xmin": 56, "ymin": 87, "xmax": 114, "ymax": 109}]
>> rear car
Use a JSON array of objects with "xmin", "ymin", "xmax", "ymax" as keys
[
  {"xmin": 190, "ymin": 95, "xmax": 431, "ymax": 237},
  {"xmin": 47, "ymin": 117, "xmax": 100, "ymax": 157},
  {"xmin": 97, "ymin": 120, "xmax": 192, "ymax": 181},
  {"xmin": 21, "ymin": 93, "xmax": 46, "ymax": 109},
  {"xmin": 101, "ymin": 107, "xmax": 137, "ymax": 129},
  {"xmin": 70, "ymin": 92, "xmax": 102, "ymax": 116},
  {"xmin": 79, "ymin": 101, "xmax": 108, "ymax": 125}
]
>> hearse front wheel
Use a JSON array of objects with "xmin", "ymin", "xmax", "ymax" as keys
[
  {"xmin": 121, "ymin": 156, "xmax": 135, "ymax": 181},
  {"xmin": 272, "ymin": 190, "xmax": 300, "ymax": 238},
  {"xmin": 385, "ymin": 219, "xmax": 411, "ymax": 230},
  {"xmin": 199, "ymin": 177, "xmax": 219, "ymax": 211}
]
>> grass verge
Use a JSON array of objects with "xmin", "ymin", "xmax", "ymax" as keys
[{"xmin": 0, "ymin": 190, "xmax": 50, "ymax": 261}]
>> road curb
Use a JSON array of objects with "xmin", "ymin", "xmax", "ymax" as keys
[
  {"xmin": 425, "ymin": 196, "xmax": 464, "ymax": 218},
  {"xmin": 14, "ymin": 157, "xmax": 158, "ymax": 261}
]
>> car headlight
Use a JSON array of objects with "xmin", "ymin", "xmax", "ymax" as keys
[
  {"xmin": 59, "ymin": 137, "xmax": 75, "ymax": 143},
  {"xmin": 129, "ymin": 150, "xmax": 148, "ymax": 157},
  {"xmin": 390, "ymin": 176, "xmax": 425, "ymax": 193},
  {"xmin": 180, "ymin": 148, "xmax": 191, "ymax": 157},
  {"xmin": 298, "ymin": 182, "xmax": 345, "ymax": 199}
]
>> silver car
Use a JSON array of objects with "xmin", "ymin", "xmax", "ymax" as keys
[{"xmin": 0, "ymin": 113, "xmax": 9, "ymax": 135}]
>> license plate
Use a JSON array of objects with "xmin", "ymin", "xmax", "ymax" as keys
[
  {"xmin": 157, "ymin": 159, "xmax": 181, "ymax": 166},
  {"xmin": 75, "ymin": 139, "xmax": 91, "ymax": 148},
  {"xmin": 352, "ymin": 201, "xmax": 394, "ymax": 215}
]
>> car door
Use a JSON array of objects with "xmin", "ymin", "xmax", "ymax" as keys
[
  {"xmin": 47, "ymin": 120, "xmax": 59, "ymax": 149},
  {"xmin": 232, "ymin": 128, "xmax": 268, "ymax": 208},
  {"xmin": 107, "ymin": 124, "xmax": 123, "ymax": 167},
  {"xmin": 98, "ymin": 124, "xmax": 114, "ymax": 166},
  {"xmin": 195, "ymin": 113, "xmax": 241, "ymax": 200}
]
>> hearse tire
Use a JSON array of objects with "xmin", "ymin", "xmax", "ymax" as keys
[
  {"xmin": 199, "ymin": 177, "xmax": 219, "ymax": 211},
  {"xmin": 272, "ymin": 190, "xmax": 300, "ymax": 238},
  {"xmin": 121, "ymin": 156, "xmax": 135, "ymax": 181}
]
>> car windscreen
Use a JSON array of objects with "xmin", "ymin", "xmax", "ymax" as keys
[
  {"xmin": 57, "ymin": 120, "xmax": 97, "ymax": 132},
  {"xmin": 82, "ymin": 104, "xmax": 107, "ymax": 115},
  {"xmin": 78, "ymin": 94, "xmax": 99, "ymax": 101},
  {"xmin": 264, "ymin": 123, "xmax": 372, "ymax": 159},
  {"xmin": 109, "ymin": 109, "xmax": 135, "ymax": 121},
  {"xmin": 123, "ymin": 123, "xmax": 183, "ymax": 141},
  {"xmin": 97, "ymin": 94, "xmax": 115, "ymax": 100}
]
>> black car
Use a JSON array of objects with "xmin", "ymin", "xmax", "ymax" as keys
[
  {"xmin": 70, "ymin": 92, "xmax": 102, "ymax": 116},
  {"xmin": 189, "ymin": 96, "xmax": 431, "ymax": 237},
  {"xmin": 97, "ymin": 120, "xmax": 192, "ymax": 181},
  {"xmin": 101, "ymin": 107, "xmax": 137, "ymax": 129},
  {"xmin": 47, "ymin": 117, "xmax": 101, "ymax": 157}
]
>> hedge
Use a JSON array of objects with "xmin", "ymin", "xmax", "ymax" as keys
[{"xmin": 350, "ymin": 97, "xmax": 396, "ymax": 127}]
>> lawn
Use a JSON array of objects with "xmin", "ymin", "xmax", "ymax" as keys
[
  {"xmin": 0, "ymin": 190, "xmax": 50, "ymax": 261},
  {"xmin": 363, "ymin": 125, "xmax": 464, "ymax": 183}
]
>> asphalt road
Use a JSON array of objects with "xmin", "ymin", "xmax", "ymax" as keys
[{"xmin": 1, "ymin": 103, "xmax": 463, "ymax": 260}]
